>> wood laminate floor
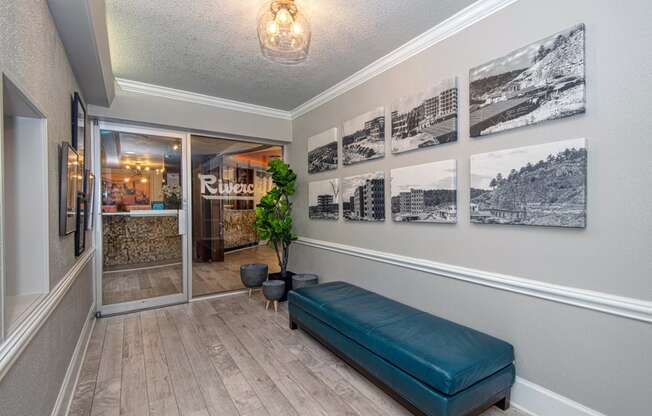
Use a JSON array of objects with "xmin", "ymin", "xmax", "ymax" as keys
[
  {"xmin": 69, "ymin": 294, "xmax": 528, "ymax": 416},
  {"xmin": 102, "ymin": 245, "xmax": 280, "ymax": 304}
]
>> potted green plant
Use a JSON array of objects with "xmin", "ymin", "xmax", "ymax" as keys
[{"xmin": 255, "ymin": 159, "xmax": 297, "ymax": 301}]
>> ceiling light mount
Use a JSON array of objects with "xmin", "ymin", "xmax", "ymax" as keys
[{"xmin": 257, "ymin": 0, "xmax": 311, "ymax": 65}]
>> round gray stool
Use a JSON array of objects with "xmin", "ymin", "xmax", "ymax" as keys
[
  {"xmin": 240, "ymin": 263, "xmax": 268, "ymax": 297},
  {"xmin": 292, "ymin": 274, "xmax": 319, "ymax": 290},
  {"xmin": 262, "ymin": 280, "xmax": 285, "ymax": 312}
]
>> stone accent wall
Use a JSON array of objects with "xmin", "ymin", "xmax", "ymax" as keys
[
  {"xmin": 224, "ymin": 209, "xmax": 258, "ymax": 249},
  {"xmin": 103, "ymin": 215, "xmax": 182, "ymax": 269}
]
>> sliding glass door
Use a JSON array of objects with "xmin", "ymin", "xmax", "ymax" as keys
[
  {"xmin": 190, "ymin": 135, "xmax": 282, "ymax": 297},
  {"xmin": 96, "ymin": 122, "xmax": 189, "ymax": 315}
]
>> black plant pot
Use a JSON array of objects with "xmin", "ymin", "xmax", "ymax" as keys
[{"xmin": 269, "ymin": 271, "xmax": 295, "ymax": 302}]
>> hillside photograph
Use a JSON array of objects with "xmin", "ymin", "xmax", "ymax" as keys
[
  {"xmin": 469, "ymin": 24, "xmax": 585, "ymax": 137},
  {"xmin": 342, "ymin": 107, "xmax": 385, "ymax": 165},
  {"xmin": 470, "ymin": 138, "xmax": 587, "ymax": 228},
  {"xmin": 308, "ymin": 128, "xmax": 338, "ymax": 174}
]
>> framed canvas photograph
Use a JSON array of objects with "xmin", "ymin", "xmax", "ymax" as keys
[
  {"xmin": 75, "ymin": 192, "xmax": 87, "ymax": 256},
  {"xmin": 308, "ymin": 178, "xmax": 340, "ymax": 220},
  {"xmin": 342, "ymin": 171, "xmax": 385, "ymax": 222},
  {"xmin": 391, "ymin": 78, "xmax": 458, "ymax": 154},
  {"xmin": 469, "ymin": 24, "xmax": 585, "ymax": 137},
  {"xmin": 308, "ymin": 128, "xmax": 338, "ymax": 174},
  {"xmin": 470, "ymin": 138, "xmax": 587, "ymax": 228},
  {"xmin": 342, "ymin": 107, "xmax": 385, "ymax": 165},
  {"xmin": 59, "ymin": 143, "xmax": 79, "ymax": 236},
  {"xmin": 390, "ymin": 160, "xmax": 457, "ymax": 223},
  {"xmin": 72, "ymin": 92, "xmax": 87, "ymax": 190}
]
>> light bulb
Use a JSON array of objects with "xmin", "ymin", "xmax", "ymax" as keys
[
  {"xmin": 291, "ymin": 22, "xmax": 302, "ymax": 35},
  {"xmin": 276, "ymin": 7, "xmax": 292, "ymax": 24},
  {"xmin": 140, "ymin": 178, "xmax": 148, "ymax": 183},
  {"xmin": 266, "ymin": 20, "xmax": 278, "ymax": 35},
  {"xmin": 125, "ymin": 165, "xmax": 131, "ymax": 170},
  {"xmin": 124, "ymin": 178, "xmax": 130, "ymax": 182}
]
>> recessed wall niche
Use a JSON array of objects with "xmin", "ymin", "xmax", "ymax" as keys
[{"xmin": 1, "ymin": 74, "xmax": 50, "ymax": 335}]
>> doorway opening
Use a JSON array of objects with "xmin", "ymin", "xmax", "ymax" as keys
[{"xmin": 190, "ymin": 135, "xmax": 282, "ymax": 297}]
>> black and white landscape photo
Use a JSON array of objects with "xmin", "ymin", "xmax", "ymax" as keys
[
  {"xmin": 470, "ymin": 138, "xmax": 587, "ymax": 228},
  {"xmin": 342, "ymin": 108, "xmax": 385, "ymax": 165},
  {"xmin": 342, "ymin": 171, "xmax": 385, "ymax": 222},
  {"xmin": 391, "ymin": 160, "xmax": 457, "ymax": 223},
  {"xmin": 309, "ymin": 179, "xmax": 340, "ymax": 220},
  {"xmin": 308, "ymin": 128, "xmax": 338, "ymax": 174},
  {"xmin": 469, "ymin": 24, "xmax": 585, "ymax": 137},
  {"xmin": 391, "ymin": 78, "xmax": 458, "ymax": 154}
]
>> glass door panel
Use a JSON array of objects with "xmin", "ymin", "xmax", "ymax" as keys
[
  {"xmin": 99, "ymin": 126, "xmax": 187, "ymax": 313},
  {"xmin": 190, "ymin": 135, "xmax": 282, "ymax": 297}
]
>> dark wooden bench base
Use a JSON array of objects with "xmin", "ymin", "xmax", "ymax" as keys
[{"xmin": 290, "ymin": 317, "xmax": 510, "ymax": 416}]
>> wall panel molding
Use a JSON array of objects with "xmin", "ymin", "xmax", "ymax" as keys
[
  {"xmin": 51, "ymin": 302, "xmax": 96, "ymax": 416},
  {"xmin": 0, "ymin": 249, "xmax": 95, "ymax": 381},
  {"xmin": 296, "ymin": 237, "xmax": 652, "ymax": 323}
]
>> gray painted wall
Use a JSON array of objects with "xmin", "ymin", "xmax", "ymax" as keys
[
  {"xmin": 289, "ymin": 0, "xmax": 652, "ymax": 414},
  {"xmin": 1, "ymin": 1, "xmax": 96, "ymax": 415}
]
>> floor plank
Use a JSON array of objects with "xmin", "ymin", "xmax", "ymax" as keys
[
  {"xmin": 90, "ymin": 318, "xmax": 124, "ymax": 416},
  {"xmin": 120, "ymin": 316, "xmax": 149, "ymax": 416},
  {"xmin": 156, "ymin": 310, "xmax": 210, "ymax": 416}
]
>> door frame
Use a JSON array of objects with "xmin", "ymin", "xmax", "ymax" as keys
[{"xmin": 93, "ymin": 121, "xmax": 193, "ymax": 316}]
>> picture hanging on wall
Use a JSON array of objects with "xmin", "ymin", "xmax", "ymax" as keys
[
  {"xmin": 71, "ymin": 92, "xmax": 87, "ymax": 191},
  {"xmin": 391, "ymin": 77, "xmax": 458, "ymax": 154},
  {"xmin": 470, "ymin": 138, "xmax": 587, "ymax": 228},
  {"xmin": 469, "ymin": 23, "xmax": 585, "ymax": 137},
  {"xmin": 342, "ymin": 107, "xmax": 385, "ymax": 165},
  {"xmin": 308, "ymin": 178, "xmax": 340, "ymax": 220},
  {"xmin": 308, "ymin": 128, "xmax": 338, "ymax": 174},
  {"xmin": 59, "ymin": 144, "xmax": 79, "ymax": 236},
  {"xmin": 342, "ymin": 171, "xmax": 385, "ymax": 222},
  {"xmin": 75, "ymin": 192, "xmax": 87, "ymax": 256},
  {"xmin": 391, "ymin": 160, "xmax": 457, "ymax": 223}
]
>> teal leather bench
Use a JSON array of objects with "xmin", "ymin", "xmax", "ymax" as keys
[{"xmin": 288, "ymin": 281, "xmax": 515, "ymax": 416}]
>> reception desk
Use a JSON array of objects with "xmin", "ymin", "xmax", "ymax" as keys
[{"xmin": 102, "ymin": 210, "xmax": 182, "ymax": 270}]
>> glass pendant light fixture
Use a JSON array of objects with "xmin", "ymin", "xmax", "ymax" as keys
[{"xmin": 257, "ymin": 0, "xmax": 311, "ymax": 65}]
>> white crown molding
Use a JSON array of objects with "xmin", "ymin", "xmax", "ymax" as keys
[
  {"xmin": 0, "ymin": 249, "xmax": 95, "ymax": 381},
  {"xmin": 289, "ymin": 0, "xmax": 521, "ymax": 118},
  {"xmin": 112, "ymin": 0, "xmax": 520, "ymax": 122},
  {"xmin": 115, "ymin": 78, "xmax": 293, "ymax": 121},
  {"xmin": 295, "ymin": 237, "xmax": 652, "ymax": 324}
]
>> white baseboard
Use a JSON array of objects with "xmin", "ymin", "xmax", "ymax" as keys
[
  {"xmin": 512, "ymin": 377, "xmax": 606, "ymax": 416},
  {"xmin": 50, "ymin": 303, "xmax": 96, "ymax": 416}
]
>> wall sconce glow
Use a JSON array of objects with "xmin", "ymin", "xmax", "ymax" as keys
[{"xmin": 257, "ymin": 0, "xmax": 311, "ymax": 65}]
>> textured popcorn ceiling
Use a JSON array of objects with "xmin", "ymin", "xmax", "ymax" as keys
[{"xmin": 106, "ymin": 0, "xmax": 476, "ymax": 110}]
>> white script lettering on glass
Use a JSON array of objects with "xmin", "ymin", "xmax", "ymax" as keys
[{"xmin": 198, "ymin": 174, "xmax": 255, "ymax": 200}]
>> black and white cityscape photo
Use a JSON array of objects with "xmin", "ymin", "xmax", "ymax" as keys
[
  {"xmin": 308, "ymin": 178, "xmax": 340, "ymax": 220},
  {"xmin": 470, "ymin": 138, "xmax": 587, "ymax": 228},
  {"xmin": 342, "ymin": 171, "xmax": 385, "ymax": 222},
  {"xmin": 469, "ymin": 24, "xmax": 585, "ymax": 137},
  {"xmin": 342, "ymin": 108, "xmax": 385, "ymax": 165},
  {"xmin": 391, "ymin": 78, "xmax": 458, "ymax": 154},
  {"xmin": 308, "ymin": 128, "xmax": 338, "ymax": 174},
  {"xmin": 391, "ymin": 160, "xmax": 457, "ymax": 223}
]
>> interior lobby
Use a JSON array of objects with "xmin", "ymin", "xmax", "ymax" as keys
[{"xmin": 0, "ymin": 1, "xmax": 650, "ymax": 416}]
